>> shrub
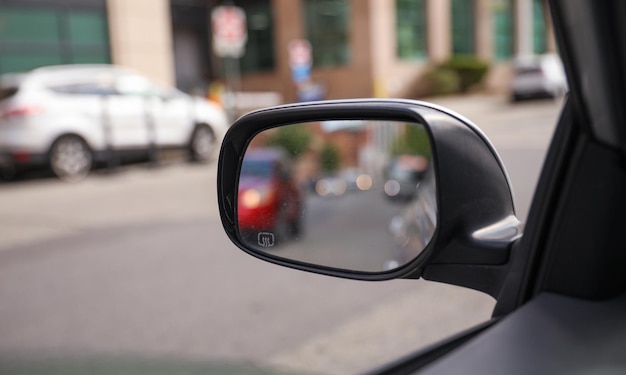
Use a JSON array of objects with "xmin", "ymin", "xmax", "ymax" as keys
[
  {"xmin": 422, "ymin": 67, "xmax": 460, "ymax": 96},
  {"xmin": 439, "ymin": 55, "xmax": 490, "ymax": 93}
]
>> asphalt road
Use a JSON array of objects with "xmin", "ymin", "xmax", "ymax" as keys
[
  {"xmin": 0, "ymin": 95, "xmax": 561, "ymax": 375},
  {"xmin": 264, "ymin": 189, "xmax": 415, "ymax": 273}
]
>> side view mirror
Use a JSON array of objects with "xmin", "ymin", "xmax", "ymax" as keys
[{"xmin": 217, "ymin": 100, "xmax": 521, "ymax": 296}]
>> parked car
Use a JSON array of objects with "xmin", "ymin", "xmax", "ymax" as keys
[
  {"xmin": 389, "ymin": 166, "xmax": 437, "ymax": 263},
  {"xmin": 0, "ymin": 64, "xmax": 229, "ymax": 181},
  {"xmin": 237, "ymin": 148, "xmax": 303, "ymax": 246},
  {"xmin": 383, "ymin": 154, "xmax": 429, "ymax": 202},
  {"xmin": 509, "ymin": 53, "xmax": 567, "ymax": 101}
]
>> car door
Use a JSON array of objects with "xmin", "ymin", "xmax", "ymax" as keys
[
  {"xmin": 43, "ymin": 78, "xmax": 111, "ymax": 152},
  {"xmin": 108, "ymin": 73, "xmax": 151, "ymax": 150},
  {"xmin": 149, "ymin": 88, "xmax": 194, "ymax": 148}
]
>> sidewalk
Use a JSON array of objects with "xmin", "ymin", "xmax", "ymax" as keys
[
  {"xmin": 424, "ymin": 93, "xmax": 509, "ymax": 117},
  {"xmin": 418, "ymin": 93, "xmax": 564, "ymax": 129}
]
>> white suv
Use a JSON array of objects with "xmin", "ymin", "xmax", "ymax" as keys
[
  {"xmin": 509, "ymin": 53, "xmax": 568, "ymax": 102},
  {"xmin": 0, "ymin": 65, "xmax": 229, "ymax": 181}
]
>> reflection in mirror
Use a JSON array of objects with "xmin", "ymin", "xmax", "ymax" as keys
[{"xmin": 236, "ymin": 120, "xmax": 436, "ymax": 273}]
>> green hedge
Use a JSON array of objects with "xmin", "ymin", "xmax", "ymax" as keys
[
  {"xmin": 438, "ymin": 55, "xmax": 490, "ymax": 93},
  {"xmin": 413, "ymin": 55, "xmax": 490, "ymax": 97},
  {"xmin": 422, "ymin": 68, "xmax": 460, "ymax": 96}
]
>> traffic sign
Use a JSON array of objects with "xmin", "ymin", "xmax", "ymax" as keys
[
  {"xmin": 212, "ymin": 6, "xmax": 247, "ymax": 58},
  {"xmin": 288, "ymin": 39, "xmax": 312, "ymax": 68},
  {"xmin": 289, "ymin": 39, "xmax": 312, "ymax": 84}
]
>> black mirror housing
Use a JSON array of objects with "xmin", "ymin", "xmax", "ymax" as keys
[{"xmin": 217, "ymin": 99, "xmax": 521, "ymax": 296}]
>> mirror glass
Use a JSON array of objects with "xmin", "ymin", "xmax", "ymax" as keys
[{"xmin": 236, "ymin": 120, "xmax": 436, "ymax": 273}]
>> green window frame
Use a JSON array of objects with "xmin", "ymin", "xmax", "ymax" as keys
[
  {"xmin": 451, "ymin": 0, "xmax": 476, "ymax": 55},
  {"xmin": 239, "ymin": 0, "xmax": 276, "ymax": 74},
  {"xmin": 303, "ymin": 0, "xmax": 351, "ymax": 68},
  {"xmin": 0, "ymin": 5, "xmax": 110, "ymax": 75},
  {"xmin": 533, "ymin": 0, "xmax": 548, "ymax": 54},
  {"xmin": 493, "ymin": 0, "xmax": 514, "ymax": 60},
  {"xmin": 396, "ymin": 0, "xmax": 428, "ymax": 59}
]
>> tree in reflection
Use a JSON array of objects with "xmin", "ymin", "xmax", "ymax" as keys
[
  {"xmin": 319, "ymin": 143, "xmax": 341, "ymax": 174},
  {"xmin": 265, "ymin": 125, "xmax": 313, "ymax": 159},
  {"xmin": 390, "ymin": 124, "xmax": 431, "ymax": 159}
]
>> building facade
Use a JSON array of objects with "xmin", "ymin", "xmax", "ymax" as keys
[
  {"xmin": 0, "ymin": 0, "xmax": 554, "ymax": 100},
  {"xmin": 234, "ymin": 0, "xmax": 555, "ymax": 101},
  {"xmin": 0, "ymin": 0, "xmax": 174, "ymax": 86}
]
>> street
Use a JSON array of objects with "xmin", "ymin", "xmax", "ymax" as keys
[
  {"xmin": 0, "ymin": 96, "xmax": 561, "ymax": 375},
  {"xmin": 263, "ymin": 189, "xmax": 413, "ymax": 273}
]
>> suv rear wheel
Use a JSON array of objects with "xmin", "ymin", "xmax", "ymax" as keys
[
  {"xmin": 189, "ymin": 125, "xmax": 215, "ymax": 163},
  {"xmin": 49, "ymin": 135, "xmax": 92, "ymax": 182}
]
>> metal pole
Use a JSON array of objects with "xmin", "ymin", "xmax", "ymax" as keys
[
  {"xmin": 102, "ymin": 95, "xmax": 119, "ymax": 173},
  {"xmin": 145, "ymin": 96, "xmax": 159, "ymax": 167},
  {"xmin": 223, "ymin": 56, "xmax": 241, "ymax": 123}
]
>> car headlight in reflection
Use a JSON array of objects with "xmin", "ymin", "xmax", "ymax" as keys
[
  {"xmin": 315, "ymin": 178, "xmax": 347, "ymax": 197},
  {"xmin": 384, "ymin": 180, "xmax": 401, "ymax": 197},
  {"xmin": 315, "ymin": 180, "xmax": 332, "ymax": 196},
  {"xmin": 356, "ymin": 174, "xmax": 373, "ymax": 191},
  {"xmin": 241, "ymin": 187, "xmax": 272, "ymax": 208},
  {"xmin": 334, "ymin": 180, "xmax": 347, "ymax": 195}
]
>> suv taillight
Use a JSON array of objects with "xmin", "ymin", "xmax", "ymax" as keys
[{"xmin": 0, "ymin": 105, "xmax": 44, "ymax": 119}]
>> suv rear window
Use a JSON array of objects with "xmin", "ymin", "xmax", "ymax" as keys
[
  {"xmin": 0, "ymin": 86, "xmax": 19, "ymax": 101},
  {"xmin": 516, "ymin": 66, "xmax": 543, "ymax": 75},
  {"xmin": 241, "ymin": 159, "xmax": 275, "ymax": 178},
  {"xmin": 48, "ymin": 82, "xmax": 116, "ymax": 96}
]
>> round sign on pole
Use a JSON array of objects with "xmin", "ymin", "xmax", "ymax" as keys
[
  {"xmin": 212, "ymin": 6, "xmax": 247, "ymax": 58},
  {"xmin": 288, "ymin": 39, "xmax": 312, "ymax": 69}
]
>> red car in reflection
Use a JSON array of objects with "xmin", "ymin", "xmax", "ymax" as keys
[{"xmin": 237, "ymin": 148, "xmax": 303, "ymax": 242}]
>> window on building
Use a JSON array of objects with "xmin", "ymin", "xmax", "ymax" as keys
[
  {"xmin": 0, "ymin": 5, "xmax": 110, "ymax": 75},
  {"xmin": 67, "ymin": 10, "xmax": 110, "ymax": 64},
  {"xmin": 396, "ymin": 0, "xmax": 427, "ymax": 59},
  {"xmin": 533, "ymin": 0, "xmax": 548, "ymax": 54},
  {"xmin": 239, "ymin": 0, "xmax": 275, "ymax": 74},
  {"xmin": 493, "ymin": 0, "xmax": 514, "ymax": 60},
  {"xmin": 451, "ymin": 0, "xmax": 476, "ymax": 55},
  {"xmin": 303, "ymin": 0, "xmax": 351, "ymax": 68}
]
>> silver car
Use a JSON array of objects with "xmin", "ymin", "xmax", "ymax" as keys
[
  {"xmin": 0, "ymin": 65, "xmax": 229, "ymax": 181},
  {"xmin": 509, "ymin": 53, "xmax": 568, "ymax": 102}
]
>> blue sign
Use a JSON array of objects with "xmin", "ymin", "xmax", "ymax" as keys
[{"xmin": 291, "ymin": 65, "xmax": 311, "ymax": 84}]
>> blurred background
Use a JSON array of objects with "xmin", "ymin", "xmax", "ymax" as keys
[
  {"xmin": 0, "ymin": 0, "xmax": 563, "ymax": 374},
  {"xmin": 0, "ymin": 0, "xmax": 562, "ymax": 111}
]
